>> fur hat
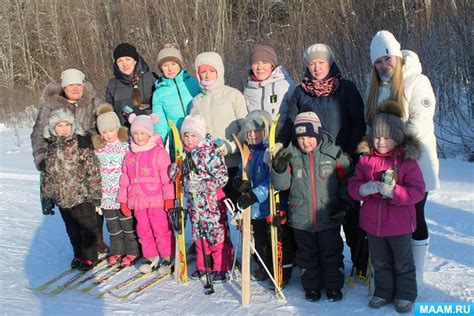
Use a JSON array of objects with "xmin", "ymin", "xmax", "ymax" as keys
[
  {"xmin": 43, "ymin": 107, "xmax": 79, "ymax": 139},
  {"xmin": 113, "ymin": 43, "xmax": 139, "ymax": 62},
  {"xmin": 129, "ymin": 113, "xmax": 159, "ymax": 137},
  {"xmin": 157, "ymin": 44, "xmax": 183, "ymax": 70},
  {"xmin": 303, "ymin": 44, "xmax": 335, "ymax": 65},
  {"xmin": 250, "ymin": 45, "xmax": 278, "ymax": 67},
  {"xmin": 294, "ymin": 111, "xmax": 323, "ymax": 143},
  {"xmin": 60, "ymin": 68, "xmax": 85, "ymax": 88},
  {"xmin": 371, "ymin": 100, "xmax": 405, "ymax": 144},
  {"xmin": 180, "ymin": 114, "xmax": 207, "ymax": 141},
  {"xmin": 370, "ymin": 30, "xmax": 402, "ymax": 64},
  {"xmin": 239, "ymin": 110, "xmax": 272, "ymax": 143},
  {"xmin": 96, "ymin": 103, "xmax": 121, "ymax": 134}
]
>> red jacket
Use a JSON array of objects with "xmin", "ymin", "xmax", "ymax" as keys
[{"xmin": 348, "ymin": 136, "xmax": 425, "ymax": 237}]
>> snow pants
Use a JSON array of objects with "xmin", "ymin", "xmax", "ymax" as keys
[
  {"xmin": 195, "ymin": 237, "xmax": 233, "ymax": 272},
  {"xmin": 134, "ymin": 207, "xmax": 175, "ymax": 259},
  {"xmin": 59, "ymin": 202, "xmax": 98, "ymax": 262},
  {"xmin": 293, "ymin": 226, "xmax": 344, "ymax": 291},
  {"xmin": 103, "ymin": 209, "xmax": 140, "ymax": 256},
  {"xmin": 367, "ymin": 233, "xmax": 417, "ymax": 302}
]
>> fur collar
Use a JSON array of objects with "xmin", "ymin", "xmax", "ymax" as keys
[
  {"xmin": 92, "ymin": 127, "xmax": 129, "ymax": 149},
  {"xmin": 41, "ymin": 80, "xmax": 98, "ymax": 111},
  {"xmin": 357, "ymin": 134, "xmax": 421, "ymax": 160}
]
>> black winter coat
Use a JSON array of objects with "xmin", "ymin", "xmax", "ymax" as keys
[{"xmin": 105, "ymin": 54, "xmax": 157, "ymax": 125}]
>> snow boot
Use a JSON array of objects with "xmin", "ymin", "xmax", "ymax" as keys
[
  {"xmin": 157, "ymin": 257, "xmax": 173, "ymax": 275},
  {"xmin": 251, "ymin": 268, "xmax": 269, "ymax": 281},
  {"xmin": 78, "ymin": 259, "xmax": 95, "ymax": 271},
  {"xmin": 108, "ymin": 255, "xmax": 121, "ymax": 265},
  {"xmin": 369, "ymin": 296, "xmax": 393, "ymax": 308},
  {"xmin": 70, "ymin": 257, "xmax": 82, "ymax": 269},
  {"xmin": 412, "ymin": 238, "xmax": 429, "ymax": 288},
  {"xmin": 139, "ymin": 256, "xmax": 160, "ymax": 274},
  {"xmin": 97, "ymin": 233, "xmax": 110, "ymax": 254},
  {"xmin": 122, "ymin": 255, "xmax": 138, "ymax": 266},
  {"xmin": 212, "ymin": 271, "xmax": 228, "ymax": 284},
  {"xmin": 305, "ymin": 289, "xmax": 321, "ymax": 302},
  {"xmin": 327, "ymin": 289, "xmax": 343, "ymax": 302},
  {"xmin": 394, "ymin": 299, "xmax": 413, "ymax": 313},
  {"xmin": 190, "ymin": 269, "xmax": 205, "ymax": 280}
]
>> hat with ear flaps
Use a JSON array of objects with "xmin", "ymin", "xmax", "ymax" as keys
[
  {"xmin": 371, "ymin": 100, "xmax": 405, "ymax": 145},
  {"xmin": 43, "ymin": 107, "xmax": 82, "ymax": 139},
  {"xmin": 239, "ymin": 110, "xmax": 272, "ymax": 143}
]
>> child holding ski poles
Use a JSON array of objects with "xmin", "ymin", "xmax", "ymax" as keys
[
  {"xmin": 348, "ymin": 101, "xmax": 425, "ymax": 313},
  {"xmin": 270, "ymin": 111, "xmax": 354, "ymax": 302},
  {"xmin": 41, "ymin": 108, "xmax": 102, "ymax": 271},
  {"xmin": 93, "ymin": 103, "xmax": 140, "ymax": 266},
  {"xmin": 117, "ymin": 113, "xmax": 175, "ymax": 275},
  {"xmin": 176, "ymin": 114, "xmax": 232, "ymax": 285}
]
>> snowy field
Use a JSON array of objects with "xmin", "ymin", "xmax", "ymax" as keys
[{"xmin": 0, "ymin": 127, "xmax": 472, "ymax": 315}]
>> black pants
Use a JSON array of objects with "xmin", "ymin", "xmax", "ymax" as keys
[
  {"xmin": 412, "ymin": 193, "xmax": 429, "ymax": 240},
  {"xmin": 343, "ymin": 204, "xmax": 369, "ymax": 275},
  {"xmin": 103, "ymin": 209, "xmax": 140, "ymax": 256},
  {"xmin": 224, "ymin": 167, "xmax": 240, "ymax": 203},
  {"xmin": 367, "ymin": 233, "xmax": 417, "ymax": 302},
  {"xmin": 293, "ymin": 226, "xmax": 344, "ymax": 291},
  {"xmin": 252, "ymin": 219, "xmax": 272, "ymax": 271},
  {"xmin": 59, "ymin": 202, "xmax": 98, "ymax": 262},
  {"xmin": 96, "ymin": 212, "xmax": 104, "ymax": 235}
]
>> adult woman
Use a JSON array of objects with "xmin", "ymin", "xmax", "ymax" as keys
[
  {"xmin": 152, "ymin": 44, "xmax": 200, "ymax": 145},
  {"xmin": 366, "ymin": 30, "xmax": 440, "ymax": 288},
  {"xmin": 105, "ymin": 43, "xmax": 157, "ymax": 126},
  {"xmin": 281, "ymin": 44, "xmax": 368, "ymax": 280},
  {"xmin": 31, "ymin": 68, "xmax": 110, "ymax": 256}
]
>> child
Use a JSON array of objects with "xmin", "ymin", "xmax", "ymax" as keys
[
  {"xmin": 117, "ymin": 113, "xmax": 175, "ymax": 274},
  {"xmin": 270, "ymin": 111, "xmax": 353, "ymax": 302},
  {"xmin": 233, "ymin": 110, "xmax": 273, "ymax": 282},
  {"xmin": 178, "ymin": 114, "xmax": 232, "ymax": 283},
  {"xmin": 93, "ymin": 103, "xmax": 140, "ymax": 266},
  {"xmin": 348, "ymin": 101, "xmax": 425, "ymax": 314},
  {"xmin": 41, "ymin": 108, "xmax": 102, "ymax": 271}
]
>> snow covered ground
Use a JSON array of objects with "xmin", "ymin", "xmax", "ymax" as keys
[{"xmin": 0, "ymin": 128, "xmax": 472, "ymax": 315}]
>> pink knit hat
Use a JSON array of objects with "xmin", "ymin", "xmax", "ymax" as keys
[
  {"xmin": 129, "ymin": 113, "xmax": 159, "ymax": 136},
  {"xmin": 180, "ymin": 114, "xmax": 207, "ymax": 141}
]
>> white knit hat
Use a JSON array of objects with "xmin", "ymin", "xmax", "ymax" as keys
[
  {"xmin": 370, "ymin": 30, "xmax": 402, "ymax": 64},
  {"xmin": 60, "ymin": 68, "xmax": 85, "ymax": 88},
  {"xmin": 303, "ymin": 44, "xmax": 335, "ymax": 65},
  {"xmin": 181, "ymin": 114, "xmax": 207, "ymax": 141}
]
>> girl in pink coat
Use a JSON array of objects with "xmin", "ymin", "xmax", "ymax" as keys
[
  {"xmin": 348, "ymin": 101, "xmax": 425, "ymax": 314},
  {"xmin": 117, "ymin": 113, "xmax": 175, "ymax": 275}
]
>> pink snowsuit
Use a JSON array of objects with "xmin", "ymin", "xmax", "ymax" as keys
[{"xmin": 117, "ymin": 136, "xmax": 175, "ymax": 258}]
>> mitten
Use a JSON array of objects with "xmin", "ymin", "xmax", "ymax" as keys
[
  {"xmin": 233, "ymin": 177, "xmax": 251, "ymax": 193},
  {"xmin": 77, "ymin": 134, "xmax": 92, "ymax": 149},
  {"xmin": 120, "ymin": 203, "xmax": 132, "ymax": 218},
  {"xmin": 359, "ymin": 181, "xmax": 381, "ymax": 197},
  {"xmin": 273, "ymin": 149, "xmax": 292, "ymax": 174},
  {"xmin": 187, "ymin": 180, "xmax": 207, "ymax": 193},
  {"xmin": 41, "ymin": 197, "xmax": 55, "ymax": 215},
  {"xmin": 168, "ymin": 163, "xmax": 180, "ymax": 182},
  {"xmin": 263, "ymin": 142, "xmax": 283, "ymax": 165},
  {"xmin": 266, "ymin": 210, "xmax": 287, "ymax": 226},
  {"xmin": 236, "ymin": 191, "xmax": 258, "ymax": 209},
  {"xmin": 164, "ymin": 199, "xmax": 175, "ymax": 212}
]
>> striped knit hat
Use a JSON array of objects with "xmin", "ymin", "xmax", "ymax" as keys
[{"xmin": 294, "ymin": 111, "xmax": 323, "ymax": 143}]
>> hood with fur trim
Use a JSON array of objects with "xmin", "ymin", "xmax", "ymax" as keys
[{"xmin": 357, "ymin": 133, "xmax": 421, "ymax": 161}]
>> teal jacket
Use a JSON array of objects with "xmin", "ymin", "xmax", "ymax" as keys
[
  {"xmin": 152, "ymin": 70, "xmax": 201, "ymax": 144},
  {"xmin": 271, "ymin": 132, "xmax": 353, "ymax": 232}
]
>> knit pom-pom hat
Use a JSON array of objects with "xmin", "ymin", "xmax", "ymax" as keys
[
  {"xmin": 129, "ymin": 113, "xmax": 159, "ymax": 137},
  {"xmin": 180, "ymin": 114, "xmax": 207, "ymax": 141}
]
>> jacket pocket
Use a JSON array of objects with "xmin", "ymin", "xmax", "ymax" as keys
[{"xmin": 288, "ymin": 197, "xmax": 310, "ymax": 228}]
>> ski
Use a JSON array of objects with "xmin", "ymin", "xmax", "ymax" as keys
[
  {"xmin": 40, "ymin": 259, "xmax": 107, "ymax": 296},
  {"xmin": 80, "ymin": 264, "xmax": 130, "ymax": 294},
  {"xmin": 108, "ymin": 272, "xmax": 171, "ymax": 301},
  {"xmin": 69, "ymin": 263, "xmax": 119, "ymax": 290},
  {"xmin": 168, "ymin": 119, "xmax": 188, "ymax": 284},
  {"xmin": 268, "ymin": 114, "xmax": 284, "ymax": 297},
  {"xmin": 232, "ymin": 133, "xmax": 251, "ymax": 306}
]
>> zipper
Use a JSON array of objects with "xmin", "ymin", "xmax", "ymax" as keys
[
  {"xmin": 309, "ymin": 152, "xmax": 317, "ymax": 231},
  {"xmin": 260, "ymin": 85, "xmax": 265, "ymax": 111},
  {"xmin": 173, "ymin": 78, "xmax": 186, "ymax": 116}
]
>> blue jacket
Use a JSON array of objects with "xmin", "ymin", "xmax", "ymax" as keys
[
  {"xmin": 239, "ymin": 143, "xmax": 270, "ymax": 220},
  {"xmin": 152, "ymin": 70, "xmax": 201, "ymax": 144}
]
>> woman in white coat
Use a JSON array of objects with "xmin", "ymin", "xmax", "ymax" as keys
[{"xmin": 365, "ymin": 30, "xmax": 440, "ymax": 290}]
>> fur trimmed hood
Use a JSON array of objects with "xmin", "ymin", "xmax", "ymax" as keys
[
  {"xmin": 357, "ymin": 133, "xmax": 421, "ymax": 160},
  {"xmin": 92, "ymin": 126, "xmax": 129, "ymax": 149},
  {"xmin": 41, "ymin": 80, "xmax": 99, "ymax": 113}
]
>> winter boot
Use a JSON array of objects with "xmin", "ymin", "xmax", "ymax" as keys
[
  {"xmin": 369, "ymin": 296, "xmax": 393, "ymax": 308},
  {"xmin": 190, "ymin": 269, "xmax": 205, "ymax": 280},
  {"xmin": 327, "ymin": 289, "xmax": 343, "ymax": 302},
  {"xmin": 394, "ymin": 299, "xmax": 413, "ymax": 313},
  {"xmin": 108, "ymin": 255, "xmax": 122, "ymax": 265},
  {"xmin": 77, "ymin": 259, "xmax": 95, "ymax": 271},
  {"xmin": 251, "ymin": 268, "xmax": 269, "ymax": 281},
  {"xmin": 122, "ymin": 255, "xmax": 138, "ymax": 266},
  {"xmin": 70, "ymin": 257, "xmax": 82, "ymax": 269},
  {"xmin": 212, "ymin": 271, "xmax": 228, "ymax": 284},
  {"xmin": 157, "ymin": 257, "xmax": 173, "ymax": 275},
  {"xmin": 139, "ymin": 256, "xmax": 160, "ymax": 274},
  {"xmin": 97, "ymin": 233, "xmax": 110, "ymax": 254},
  {"xmin": 305, "ymin": 289, "xmax": 321, "ymax": 302},
  {"xmin": 412, "ymin": 238, "xmax": 429, "ymax": 288}
]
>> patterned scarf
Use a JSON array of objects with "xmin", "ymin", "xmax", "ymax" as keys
[{"xmin": 301, "ymin": 71, "xmax": 342, "ymax": 97}]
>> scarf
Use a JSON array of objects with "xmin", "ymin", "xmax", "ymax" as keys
[{"xmin": 301, "ymin": 72, "xmax": 342, "ymax": 97}]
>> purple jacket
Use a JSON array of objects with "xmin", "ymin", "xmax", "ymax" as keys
[
  {"xmin": 348, "ymin": 135, "xmax": 425, "ymax": 237},
  {"xmin": 117, "ymin": 136, "xmax": 174, "ymax": 210}
]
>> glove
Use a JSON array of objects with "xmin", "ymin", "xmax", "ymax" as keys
[
  {"xmin": 168, "ymin": 163, "xmax": 180, "ymax": 182},
  {"xmin": 77, "ymin": 134, "xmax": 92, "ymax": 149},
  {"xmin": 233, "ymin": 177, "xmax": 251, "ymax": 193},
  {"xmin": 263, "ymin": 142, "xmax": 283, "ymax": 165},
  {"xmin": 359, "ymin": 181, "xmax": 381, "ymax": 197},
  {"xmin": 380, "ymin": 183, "xmax": 395, "ymax": 199},
  {"xmin": 41, "ymin": 197, "xmax": 55, "ymax": 215},
  {"xmin": 164, "ymin": 199, "xmax": 175, "ymax": 212},
  {"xmin": 38, "ymin": 160, "xmax": 46, "ymax": 172},
  {"xmin": 329, "ymin": 198, "xmax": 353, "ymax": 222},
  {"xmin": 120, "ymin": 203, "xmax": 132, "ymax": 218},
  {"xmin": 273, "ymin": 149, "xmax": 292, "ymax": 174},
  {"xmin": 236, "ymin": 191, "xmax": 258, "ymax": 209},
  {"xmin": 187, "ymin": 179, "xmax": 207, "ymax": 193},
  {"xmin": 217, "ymin": 142, "xmax": 228, "ymax": 157},
  {"xmin": 266, "ymin": 210, "xmax": 287, "ymax": 226}
]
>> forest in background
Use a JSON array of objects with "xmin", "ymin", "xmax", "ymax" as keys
[{"xmin": 0, "ymin": 0, "xmax": 472, "ymax": 158}]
